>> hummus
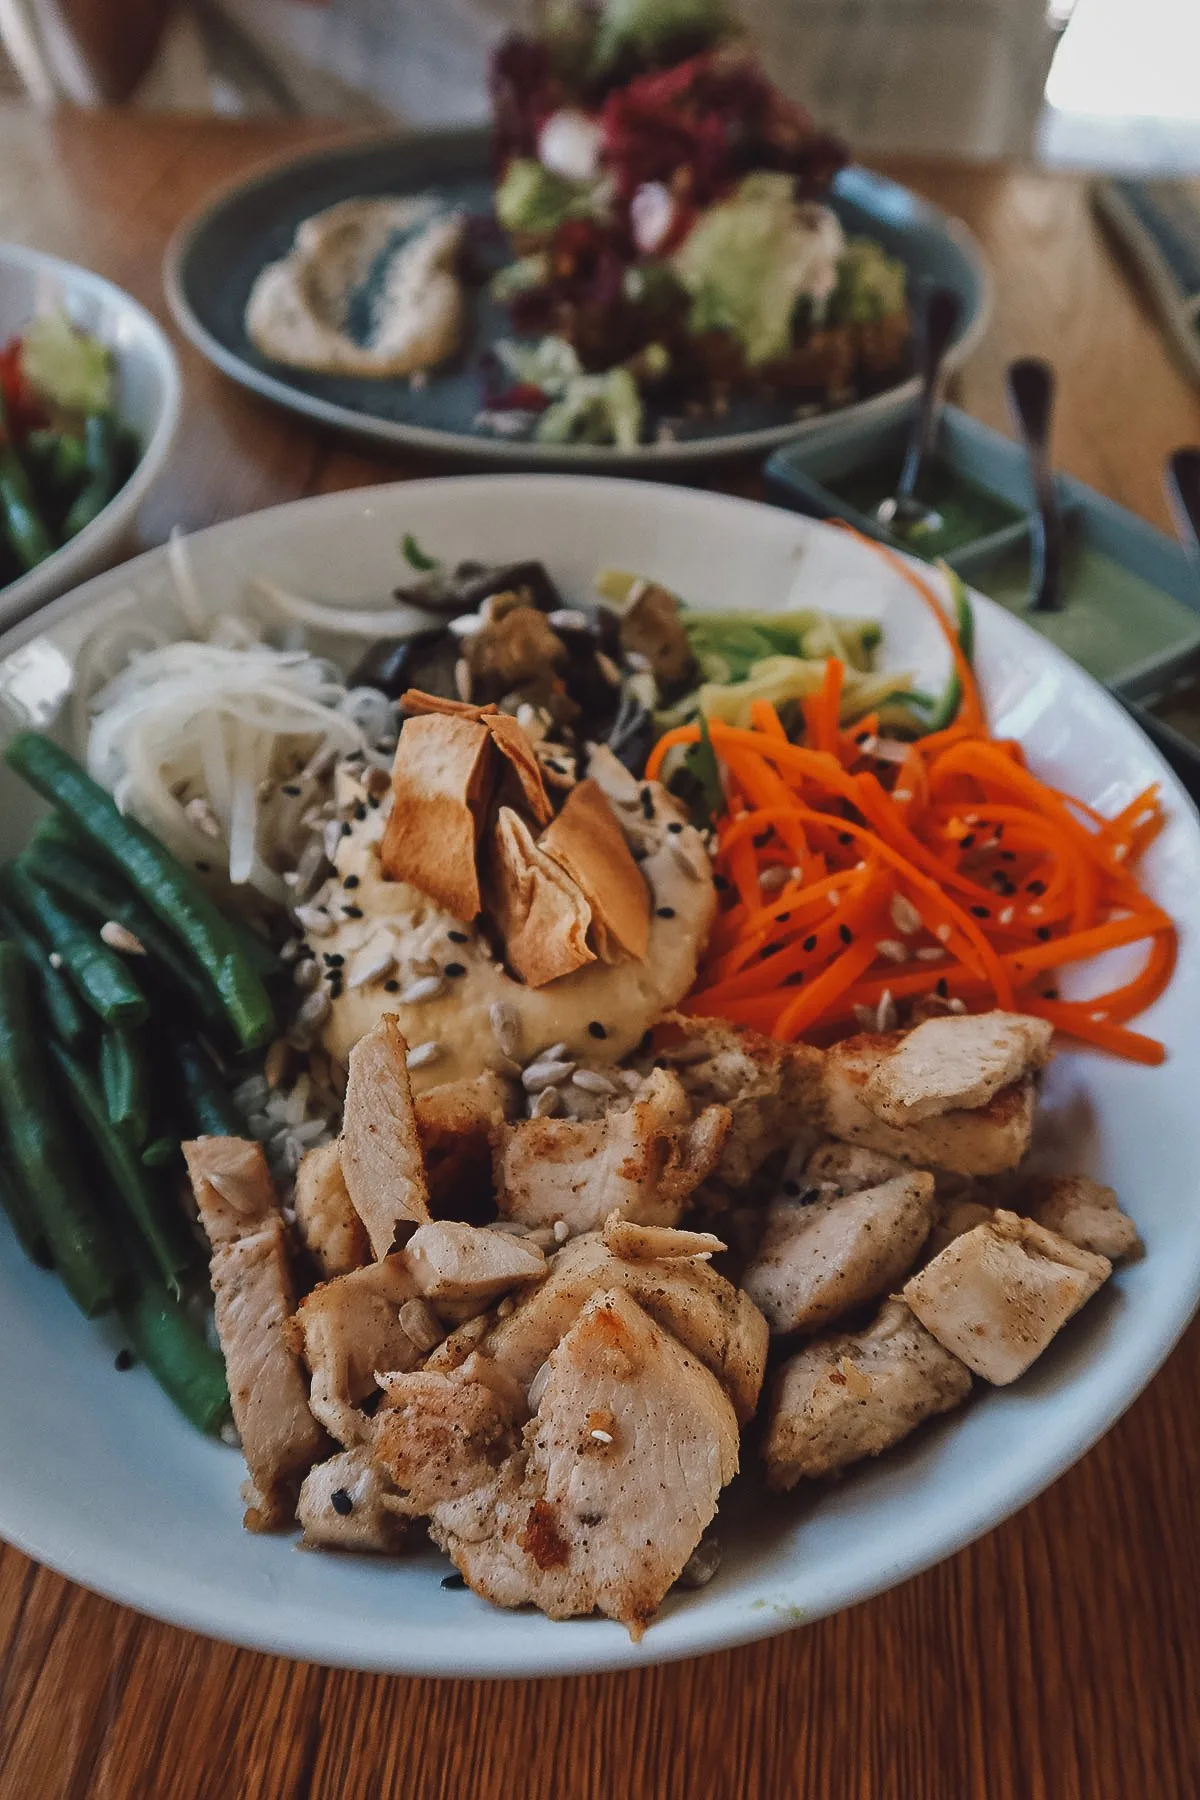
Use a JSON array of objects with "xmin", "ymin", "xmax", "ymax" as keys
[
  {"xmin": 246, "ymin": 196, "xmax": 465, "ymax": 378},
  {"xmin": 302, "ymin": 753, "xmax": 716, "ymax": 1094}
]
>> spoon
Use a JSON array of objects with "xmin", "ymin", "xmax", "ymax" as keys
[
  {"xmin": 1006, "ymin": 357, "xmax": 1064, "ymax": 613},
  {"xmin": 1166, "ymin": 446, "xmax": 1200, "ymax": 565},
  {"xmin": 875, "ymin": 284, "xmax": 961, "ymax": 540}
]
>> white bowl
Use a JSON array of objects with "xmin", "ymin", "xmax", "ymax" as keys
[
  {"xmin": 0, "ymin": 242, "xmax": 181, "ymax": 628},
  {"xmin": 0, "ymin": 475, "xmax": 1197, "ymax": 1678}
]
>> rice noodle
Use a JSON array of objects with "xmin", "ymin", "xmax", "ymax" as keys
[{"xmin": 252, "ymin": 575, "xmax": 433, "ymax": 640}]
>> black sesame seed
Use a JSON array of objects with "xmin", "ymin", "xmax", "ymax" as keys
[
  {"xmin": 776, "ymin": 911, "xmax": 791, "ymax": 924},
  {"xmin": 970, "ymin": 905, "xmax": 989, "ymax": 919},
  {"xmin": 1043, "ymin": 987, "xmax": 1059, "ymax": 1000},
  {"xmin": 656, "ymin": 906, "xmax": 676, "ymax": 919},
  {"xmin": 282, "ymin": 784, "xmax": 301, "ymax": 797},
  {"xmin": 784, "ymin": 971, "xmax": 804, "ymax": 986},
  {"xmin": 803, "ymin": 934, "xmax": 817, "ymax": 953},
  {"xmin": 588, "ymin": 1021, "xmax": 607, "ymax": 1040},
  {"xmin": 639, "ymin": 786, "xmax": 654, "ymax": 820},
  {"xmin": 341, "ymin": 822, "xmax": 352, "ymax": 838},
  {"xmin": 330, "ymin": 1489, "xmax": 353, "ymax": 1517},
  {"xmin": 343, "ymin": 874, "xmax": 360, "ymax": 890},
  {"xmin": 752, "ymin": 830, "xmax": 771, "ymax": 849},
  {"xmin": 838, "ymin": 924, "xmax": 852, "ymax": 946},
  {"xmin": 441, "ymin": 1573, "xmax": 467, "ymax": 1590},
  {"xmin": 935, "ymin": 977, "xmax": 949, "ymax": 998},
  {"xmin": 762, "ymin": 943, "xmax": 782, "ymax": 958},
  {"xmin": 343, "ymin": 905, "xmax": 364, "ymax": 919},
  {"xmin": 444, "ymin": 962, "xmax": 467, "ymax": 978},
  {"xmin": 384, "ymin": 979, "xmax": 400, "ymax": 993},
  {"xmin": 638, "ymin": 1029, "xmax": 653, "ymax": 1053},
  {"xmin": 448, "ymin": 930, "xmax": 469, "ymax": 944},
  {"xmin": 1001, "ymin": 849, "xmax": 1018, "ymax": 862},
  {"xmin": 114, "ymin": 1348, "xmax": 135, "ymax": 1372},
  {"xmin": 323, "ymin": 952, "xmax": 344, "ymax": 967},
  {"xmin": 667, "ymin": 822, "xmax": 684, "ymax": 835},
  {"xmin": 368, "ymin": 793, "xmax": 381, "ymax": 809},
  {"xmin": 195, "ymin": 859, "xmax": 211, "ymax": 873},
  {"xmin": 1036, "ymin": 926, "xmax": 1052, "ymax": 941},
  {"xmin": 959, "ymin": 833, "xmax": 976, "ymax": 851},
  {"xmin": 837, "ymin": 832, "xmax": 853, "ymax": 846},
  {"xmin": 712, "ymin": 874, "xmax": 730, "ymax": 892},
  {"xmin": 354, "ymin": 803, "xmax": 367, "ymax": 822},
  {"xmin": 1027, "ymin": 879, "xmax": 1047, "ymax": 895}
]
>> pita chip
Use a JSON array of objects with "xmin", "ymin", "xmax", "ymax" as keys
[
  {"xmin": 380, "ymin": 711, "xmax": 494, "ymax": 920},
  {"xmin": 538, "ymin": 778, "xmax": 650, "ymax": 962},
  {"xmin": 401, "ymin": 689, "xmax": 552, "ymax": 826},
  {"xmin": 488, "ymin": 804, "xmax": 595, "ymax": 987}
]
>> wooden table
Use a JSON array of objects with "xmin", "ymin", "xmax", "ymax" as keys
[{"xmin": 1, "ymin": 104, "xmax": 1199, "ymax": 1800}]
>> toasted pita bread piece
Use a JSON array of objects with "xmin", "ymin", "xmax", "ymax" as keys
[
  {"xmin": 488, "ymin": 805, "xmax": 595, "ymax": 987},
  {"xmin": 539, "ymin": 779, "xmax": 650, "ymax": 963},
  {"xmin": 401, "ymin": 690, "xmax": 552, "ymax": 826},
  {"xmin": 340, "ymin": 1015, "xmax": 432, "ymax": 1256},
  {"xmin": 380, "ymin": 711, "xmax": 493, "ymax": 920}
]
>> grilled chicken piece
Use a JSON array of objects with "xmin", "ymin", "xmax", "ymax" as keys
[
  {"xmin": 293, "ymin": 1141, "xmax": 369, "ymax": 1280},
  {"xmin": 430, "ymin": 1288, "xmax": 740, "ymax": 1637},
  {"xmin": 289, "ymin": 1255, "xmax": 431, "ymax": 1446},
  {"xmin": 925, "ymin": 1197, "xmax": 996, "ymax": 1260},
  {"xmin": 480, "ymin": 1228, "xmax": 767, "ymax": 1422},
  {"xmin": 763, "ymin": 1298, "xmax": 972, "ymax": 1487},
  {"xmin": 297, "ymin": 1448, "xmax": 408, "ymax": 1553},
  {"xmin": 372, "ymin": 1352, "xmax": 530, "ymax": 1515},
  {"xmin": 862, "ymin": 1011, "xmax": 1054, "ymax": 1126},
  {"xmin": 803, "ymin": 1141, "xmax": 908, "ymax": 1195},
  {"xmin": 903, "ymin": 1209, "xmax": 1111, "ymax": 1384},
  {"xmin": 415, "ymin": 1072, "xmax": 517, "ymax": 1219},
  {"xmin": 742, "ymin": 1172, "xmax": 935, "ymax": 1336},
  {"xmin": 495, "ymin": 1069, "xmax": 729, "ymax": 1234},
  {"xmin": 406, "ymin": 1220, "xmax": 546, "ymax": 1309},
  {"xmin": 600, "ymin": 1217, "xmax": 726, "ymax": 1261},
  {"xmin": 184, "ymin": 1137, "xmax": 326, "ymax": 1527},
  {"xmin": 823, "ymin": 1032, "xmax": 1036, "ymax": 1176},
  {"xmin": 1026, "ymin": 1174, "xmax": 1141, "ymax": 1263},
  {"xmin": 663, "ymin": 1016, "xmax": 825, "ymax": 1190},
  {"xmin": 340, "ymin": 1015, "xmax": 431, "ymax": 1256}
]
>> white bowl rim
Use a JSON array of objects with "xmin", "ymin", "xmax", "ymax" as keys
[{"xmin": 0, "ymin": 241, "xmax": 182, "ymax": 627}]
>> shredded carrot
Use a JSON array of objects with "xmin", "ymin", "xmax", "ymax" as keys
[{"xmin": 648, "ymin": 561, "xmax": 1177, "ymax": 1063}]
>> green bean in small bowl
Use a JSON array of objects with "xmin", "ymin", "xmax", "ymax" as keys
[{"xmin": 0, "ymin": 243, "xmax": 180, "ymax": 626}]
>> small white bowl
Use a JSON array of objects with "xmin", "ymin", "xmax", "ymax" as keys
[{"xmin": 0, "ymin": 242, "xmax": 181, "ymax": 628}]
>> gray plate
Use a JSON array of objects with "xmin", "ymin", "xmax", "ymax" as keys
[{"xmin": 164, "ymin": 126, "xmax": 992, "ymax": 469}]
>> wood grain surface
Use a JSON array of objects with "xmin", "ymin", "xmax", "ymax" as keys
[{"xmin": 1, "ymin": 103, "xmax": 1199, "ymax": 1800}]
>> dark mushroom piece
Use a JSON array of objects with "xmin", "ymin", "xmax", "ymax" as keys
[{"xmin": 351, "ymin": 626, "xmax": 460, "ymax": 702}]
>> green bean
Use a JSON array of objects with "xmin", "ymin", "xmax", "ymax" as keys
[
  {"xmin": 0, "ymin": 394, "xmax": 56, "ymax": 572},
  {"xmin": 0, "ymin": 1129, "xmax": 51, "ymax": 1267},
  {"xmin": 48, "ymin": 1038, "xmax": 194, "ymax": 1294},
  {"xmin": 0, "ymin": 892, "xmax": 89, "ymax": 1047},
  {"xmin": 100, "ymin": 1025, "xmax": 150, "ymax": 1146},
  {"xmin": 170, "ymin": 1031, "xmax": 242, "ymax": 1138},
  {"xmin": 0, "ymin": 942, "xmax": 118, "ymax": 1314},
  {"xmin": 23, "ymin": 428, "xmax": 89, "ymax": 498},
  {"xmin": 117, "ymin": 1261, "xmax": 230, "ymax": 1435},
  {"xmin": 141, "ymin": 1135, "xmax": 179, "ymax": 1169},
  {"xmin": 4, "ymin": 736, "xmax": 275, "ymax": 1050},
  {"xmin": 3, "ymin": 862, "xmax": 148, "ymax": 1026},
  {"xmin": 26, "ymin": 827, "xmax": 229, "ymax": 1035},
  {"xmin": 63, "ymin": 413, "xmax": 118, "ymax": 541}
]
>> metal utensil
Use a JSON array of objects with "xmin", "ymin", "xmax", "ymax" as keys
[
  {"xmin": 875, "ymin": 284, "xmax": 961, "ymax": 539},
  {"xmin": 1166, "ymin": 446, "xmax": 1200, "ymax": 566},
  {"xmin": 1006, "ymin": 357, "xmax": 1064, "ymax": 613}
]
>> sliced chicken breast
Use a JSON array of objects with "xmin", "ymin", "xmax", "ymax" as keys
[
  {"xmin": 430, "ymin": 1288, "xmax": 740, "ymax": 1637},
  {"xmin": 293, "ymin": 1140, "xmax": 369, "ymax": 1280},
  {"xmin": 371, "ymin": 1352, "xmax": 530, "ymax": 1515},
  {"xmin": 862, "ymin": 1011, "xmax": 1054, "ymax": 1125},
  {"xmin": 289, "ymin": 1255, "xmax": 429, "ymax": 1446},
  {"xmin": 903, "ymin": 1209, "xmax": 1111, "ymax": 1384},
  {"xmin": 803, "ymin": 1141, "xmax": 909, "ymax": 1196},
  {"xmin": 823, "ymin": 1032, "xmax": 1036, "ymax": 1176},
  {"xmin": 184, "ymin": 1137, "xmax": 326, "ymax": 1528},
  {"xmin": 664, "ymin": 1015, "xmax": 825, "ymax": 1190},
  {"xmin": 297, "ymin": 1448, "xmax": 408, "ymax": 1553},
  {"xmin": 340, "ymin": 1014, "xmax": 431, "ymax": 1256},
  {"xmin": 1026, "ymin": 1174, "xmax": 1141, "ymax": 1262},
  {"xmin": 480, "ymin": 1229, "xmax": 768, "ymax": 1422},
  {"xmin": 406, "ymin": 1219, "xmax": 546, "ymax": 1306},
  {"xmin": 763, "ymin": 1298, "xmax": 972, "ymax": 1487},
  {"xmin": 495, "ymin": 1068, "xmax": 729, "ymax": 1234},
  {"xmin": 741, "ymin": 1171, "xmax": 935, "ymax": 1336}
]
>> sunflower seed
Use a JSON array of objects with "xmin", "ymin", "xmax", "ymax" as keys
[
  {"xmin": 677, "ymin": 1534, "xmax": 721, "ymax": 1589},
  {"xmin": 874, "ymin": 938, "xmax": 909, "ymax": 965},
  {"xmin": 572, "ymin": 1069, "xmax": 618, "ymax": 1096},
  {"xmin": 292, "ymin": 958, "xmax": 321, "ymax": 991},
  {"xmin": 522, "ymin": 1060, "xmax": 575, "ymax": 1092},
  {"xmin": 399, "ymin": 1297, "xmax": 443, "ymax": 1351},
  {"xmin": 279, "ymin": 937, "xmax": 304, "ymax": 964},
  {"xmin": 875, "ymin": 988, "xmax": 898, "ymax": 1033},
  {"xmin": 889, "ymin": 892, "xmax": 922, "ymax": 936},
  {"xmin": 552, "ymin": 1218, "xmax": 570, "ymax": 1243},
  {"xmin": 489, "ymin": 1001, "xmax": 521, "ymax": 1059},
  {"xmin": 347, "ymin": 944, "xmax": 397, "ymax": 989},
  {"xmin": 323, "ymin": 819, "xmax": 344, "ymax": 862},
  {"xmin": 670, "ymin": 840, "xmax": 703, "ymax": 882},
  {"xmin": 294, "ymin": 904, "xmax": 334, "ymax": 937},
  {"xmin": 454, "ymin": 658, "xmax": 473, "ymax": 702},
  {"xmin": 915, "ymin": 946, "xmax": 946, "ymax": 963},
  {"xmin": 264, "ymin": 1039, "xmax": 291, "ymax": 1089},
  {"xmin": 547, "ymin": 609, "xmax": 590, "ymax": 632},
  {"xmin": 542, "ymin": 1042, "xmax": 568, "ymax": 1063},
  {"xmin": 531, "ymin": 1086, "xmax": 561, "ymax": 1118},
  {"xmin": 295, "ymin": 991, "xmax": 331, "ymax": 1030},
  {"xmin": 406, "ymin": 1040, "xmax": 443, "ymax": 1069},
  {"xmin": 397, "ymin": 975, "xmax": 443, "ymax": 1005}
]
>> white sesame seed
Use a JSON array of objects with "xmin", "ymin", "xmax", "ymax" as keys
[
  {"xmin": 553, "ymin": 1219, "xmax": 570, "ymax": 1243},
  {"xmin": 935, "ymin": 923, "xmax": 952, "ymax": 943},
  {"xmin": 948, "ymin": 997, "xmax": 967, "ymax": 1013},
  {"xmin": 590, "ymin": 1428, "xmax": 614, "ymax": 1445},
  {"xmin": 100, "ymin": 920, "xmax": 146, "ymax": 955},
  {"xmin": 998, "ymin": 906, "xmax": 1015, "ymax": 926},
  {"xmin": 294, "ymin": 904, "xmax": 334, "ymax": 937},
  {"xmin": 406, "ymin": 1041, "xmax": 443, "ymax": 1069},
  {"xmin": 1112, "ymin": 843, "xmax": 1128, "ymax": 861},
  {"xmin": 829, "ymin": 891, "xmax": 842, "ymax": 907},
  {"xmin": 398, "ymin": 975, "xmax": 443, "ymax": 1005},
  {"xmin": 875, "ymin": 989, "xmax": 898, "ymax": 1033},
  {"xmin": 1028, "ymin": 904, "xmax": 1044, "ymax": 918},
  {"xmin": 48, "ymin": 951, "xmax": 63, "ymax": 970},
  {"xmin": 874, "ymin": 938, "xmax": 909, "ymax": 964},
  {"xmin": 915, "ymin": 945, "xmax": 945, "ymax": 962},
  {"xmin": 293, "ymin": 958, "xmax": 321, "ymax": 990},
  {"xmin": 323, "ymin": 819, "xmax": 344, "ymax": 862},
  {"xmin": 893, "ymin": 788, "xmax": 913, "ymax": 803},
  {"xmin": 890, "ymin": 892, "xmax": 922, "ymax": 936},
  {"xmin": 1090, "ymin": 1010, "xmax": 1107, "ymax": 1023}
]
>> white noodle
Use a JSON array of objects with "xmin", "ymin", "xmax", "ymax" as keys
[{"xmin": 253, "ymin": 575, "xmax": 432, "ymax": 640}]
